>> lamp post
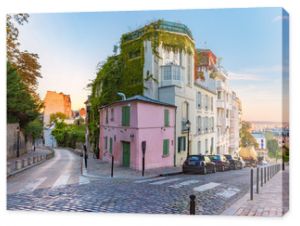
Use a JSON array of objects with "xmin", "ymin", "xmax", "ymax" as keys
[
  {"xmin": 16, "ymin": 126, "xmax": 20, "ymax": 158},
  {"xmin": 186, "ymin": 120, "xmax": 191, "ymax": 158}
]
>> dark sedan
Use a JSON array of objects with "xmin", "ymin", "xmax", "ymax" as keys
[
  {"xmin": 182, "ymin": 155, "xmax": 216, "ymax": 175},
  {"xmin": 224, "ymin": 154, "xmax": 243, "ymax": 170},
  {"xmin": 208, "ymin": 154, "xmax": 231, "ymax": 172}
]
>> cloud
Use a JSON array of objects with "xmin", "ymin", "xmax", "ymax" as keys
[
  {"xmin": 228, "ymin": 71, "xmax": 265, "ymax": 81},
  {"xmin": 272, "ymin": 15, "xmax": 289, "ymax": 23}
]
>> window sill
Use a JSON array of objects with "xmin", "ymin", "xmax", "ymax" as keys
[{"xmin": 162, "ymin": 154, "xmax": 170, "ymax": 158}]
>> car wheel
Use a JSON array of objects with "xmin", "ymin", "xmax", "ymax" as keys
[{"xmin": 203, "ymin": 167, "xmax": 207, "ymax": 175}]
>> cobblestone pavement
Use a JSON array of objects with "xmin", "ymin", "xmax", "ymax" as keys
[{"xmin": 7, "ymin": 167, "xmax": 251, "ymax": 215}]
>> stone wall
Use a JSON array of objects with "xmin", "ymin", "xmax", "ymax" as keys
[{"xmin": 7, "ymin": 123, "xmax": 27, "ymax": 159}]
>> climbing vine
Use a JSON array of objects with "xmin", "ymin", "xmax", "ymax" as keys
[{"xmin": 88, "ymin": 20, "xmax": 196, "ymax": 153}]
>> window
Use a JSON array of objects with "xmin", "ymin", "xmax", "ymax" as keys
[
  {"xmin": 211, "ymin": 117, "xmax": 214, "ymax": 131},
  {"xmin": 197, "ymin": 116, "xmax": 201, "ymax": 133},
  {"xmin": 163, "ymin": 66, "xmax": 172, "ymax": 80},
  {"xmin": 197, "ymin": 141, "xmax": 201, "ymax": 154},
  {"xmin": 218, "ymin": 91, "xmax": 222, "ymax": 100},
  {"xmin": 122, "ymin": 106, "xmax": 130, "ymax": 126},
  {"xmin": 196, "ymin": 92, "xmax": 202, "ymax": 109},
  {"xmin": 182, "ymin": 101, "xmax": 189, "ymax": 121},
  {"xmin": 110, "ymin": 108, "xmax": 114, "ymax": 121},
  {"xmin": 178, "ymin": 136, "xmax": 186, "ymax": 152},
  {"xmin": 210, "ymin": 137, "xmax": 214, "ymax": 154},
  {"xmin": 187, "ymin": 55, "xmax": 192, "ymax": 85},
  {"xmin": 109, "ymin": 137, "xmax": 113, "ymax": 154},
  {"xmin": 211, "ymin": 97, "xmax": 214, "ymax": 111},
  {"xmin": 105, "ymin": 108, "xmax": 108, "ymax": 124},
  {"xmin": 163, "ymin": 139, "xmax": 169, "ymax": 156},
  {"xmin": 164, "ymin": 109, "xmax": 170, "ymax": 127},
  {"xmin": 205, "ymin": 95, "xmax": 208, "ymax": 111},
  {"xmin": 104, "ymin": 136, "xmax": 108, "ymax": 150},
  {"xmin": 226, "ymin": 110, "xmax": 229, "ymax": 118},
  {"xmin": 205, "ymin": 139, "xmax": 208, "ymax": 153}
]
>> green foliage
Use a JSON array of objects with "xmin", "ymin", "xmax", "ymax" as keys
[
  {"xmin": 282, "ymin": 145, "xmax": 289, "ymax": 162},
  {"xmin": 239, "ymin": 121, "xmax": 258, "ymax": 148},
  {"xmin": 51, "ymin": 122, "xmax": 86, "ymax": 149},
  {"xmin": 7, "ymin": 62, "xmax": 40, "ymax": 127},
  {"xmin": 267, "ymin": 139, "xmax": 279, "ymax": 158},
  {"xmin": 50, "ymin": 112, "xmax": 68, "ymax": 124},
  {"xmin": 25, "ymin": 118, "xmax": 43, "ymax": 140},
  {"xmin": 88, "ymin": 20, "xmax": 195, "ymax": 150},
  {"xmin": 7, "ymin": 13, "xmax": 42, "ymax": 104}
]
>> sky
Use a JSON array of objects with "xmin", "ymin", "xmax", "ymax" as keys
[{"xmin": 17, "ymin": 8, "xmax": 288, "ymax": 122}]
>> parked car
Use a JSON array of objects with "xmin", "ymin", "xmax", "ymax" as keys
[
  {"xmin": 208, "ymin": 154, "xmax": 231, "ymax": 172},
  {"xmin": 224, "ymin": 154, "xmax": 243, "ymax": 170},
  {"xmin": 182, "ymin": 155, "xmax": 216, "ymax": 174},
  {"xmin": 237, "ymin": 156, "xmax": 246, "ymax": 168},
  {"xmin": 257, "ymin": 160, "xmax": 269, "ymax": 166}
]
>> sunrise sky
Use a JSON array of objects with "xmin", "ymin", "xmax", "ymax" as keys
[{"xmin": 17, "ymin": 7, "xmax": 289, "ymax": 122}]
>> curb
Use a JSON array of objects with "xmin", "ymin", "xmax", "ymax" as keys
[{"xmin": 7, "ymin": 149, "xmax": 55, "ymax": 178}]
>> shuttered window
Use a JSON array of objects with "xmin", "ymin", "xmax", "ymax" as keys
[
  {"xmin": 122, "ymin": 106, "xmax": 130, "ymax": 126},
  {"xmin": 177, "ymin": 136, "xmax": 186, "ymax": 153},
  {"xmin": 163, "ymin": 139, "xmax": 169, "ymax": 156},
  {"xmin": 164, "ymin": 109, "xmax": 169, "ymax": 127},
  {"xmin": 109, "ymin": 137, "xmax": 113, "ymax": 154}
]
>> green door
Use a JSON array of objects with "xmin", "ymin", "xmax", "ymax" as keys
[{"xmin": 122, "ymin": 142, "xmax": 130, "ymax": 167}]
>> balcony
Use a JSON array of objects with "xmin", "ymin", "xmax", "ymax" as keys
[
  {"xmin": 160, "ymin": 64, "xmax": 183, "ymax": 87},
  {"xmin": 216, "ymin": 80, "xmax": 226, "ymax": 90}
]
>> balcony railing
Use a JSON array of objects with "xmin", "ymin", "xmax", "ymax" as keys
[{"xmin": 161, "ymin": 64, "xmax": 183, "ymax": 87}]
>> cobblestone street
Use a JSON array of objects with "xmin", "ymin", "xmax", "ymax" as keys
[{"xmin": 7, "ymin": 149, "xmax": 252, "ymax": 215}]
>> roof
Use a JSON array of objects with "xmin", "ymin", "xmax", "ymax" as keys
[
  {"xmin": 122, "ymin": 20, "xmax": 193, "ymax": 43},
  {"xmin": 99, "ymin": 95, "xmax": 177, "ymax": 109}
]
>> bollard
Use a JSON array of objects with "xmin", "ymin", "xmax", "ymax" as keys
[
  {"xmin": 27, "ymin": 157, "xmax": 32, "ymax": 166},
  {"xmin": 250, "ymin": 168, "xmax": 254, "ymax": 200},
  {"xmin": 16, "ymin": 160, "xmax": 22, "ymax": 170},
  {"xmin": 189, "ymin": 195, "xmax": 196, "ymax": 215},
  {"xmin": 261, "ymin": 167, "xmax": 263, "ymax": 187},
  {"xmin": 282, "ymin": 162, "xmax": 285, "ymax": 171},
  {"xmin": 267, "ymin": 166, "xmax": 269, "ymax": 181},
  {"xmin": 111, "ymin": 155, "xmax": 114, "ymax": 178},
  {"xmin": 256, "ymin": 167, "xmax": 259, "ymax": 194},
  {"xmin": 264, "ymin": 167, "xmax": 266, "ymax": 184}
]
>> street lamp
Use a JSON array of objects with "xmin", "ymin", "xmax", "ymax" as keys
[
  {"xmin": 16, "ymin": 126, "xmax": 20, "ymax": 158},
  {"xmin": 186, "ymin": 120, "xmax": 191, "ymax": 158}
]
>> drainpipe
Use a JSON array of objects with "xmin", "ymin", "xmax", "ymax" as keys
[{"xmin": 117, "ymin": 92, "xmax": 126, "ymax": 100}]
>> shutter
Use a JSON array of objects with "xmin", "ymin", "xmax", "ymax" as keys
[
  {"xmin": 163, "ymin": 139, "xmax": 169, "ymax": 156},
  {"xmin": 164, "ymin": 109, "xmax": 169, "ymax": 127},
  {"xmin": 122, "ymin": 107, "xmax": 126, "ymax": 126}
]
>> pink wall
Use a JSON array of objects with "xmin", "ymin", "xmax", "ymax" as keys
[{"xmin": 99, "ymin": 100, "xmax": 176, "ymax": 171}]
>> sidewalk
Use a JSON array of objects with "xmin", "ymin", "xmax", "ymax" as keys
[
  {"xmin": 222, "ymin": 166, "xmax": 289, "ymax": 217},
  {"xmin": 7, "ymin": 147, "xmax": 54, "ymax": 177},
  {"xmin": 82, "ymin": 152, "xmax": 182, "ymax": 179}
]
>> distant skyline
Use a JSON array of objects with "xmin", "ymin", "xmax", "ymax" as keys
[{"xmin": 16, "ymin": 8, "xmax": 288, "ymax": 122}]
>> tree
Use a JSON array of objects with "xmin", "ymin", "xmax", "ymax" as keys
[
  {"xmin": 267, "ymin": 139, "xmax": 279, "ymax": 159},
  {"xmin": 239, "ymin": 121, "xmax": 258, "ymax": 148},
  {"xmin": 25, "ymin": 118, "xmax": 43, "ymax": 149},
  {"xmin": 7, "ymin": 62, "xmax": 40, "ymax": 128},
  {"xmin": 50, "ymin": 112, "xmax": 68, "ymax": 124},
  {"xmin": 7, "ymin": 14, "xmax": 42, "ymax": 99}
]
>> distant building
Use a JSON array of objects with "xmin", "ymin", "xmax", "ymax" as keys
[
  {"xmin": 99, "ymin": 95, "xmax": 176, "ymax": 170},
  {"xmin": 43, "ymin": 91, "xmax": 72, "ymax": 125},
  {"xmin": 252, "ymin": 132, "xmax": 266, "ymax": 149},
  {"xmin": 79, "ymin": 108, "xmax": 86, "ymax": 118}
]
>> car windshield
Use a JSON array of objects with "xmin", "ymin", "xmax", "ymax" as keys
[
  {"xmin": 211, "ymin": 155, "xmax": 221, "ymax": 161},
  {"xmin": 225, "ymin": 155, "xmax": 232, "ymax": 160},
  {"xmin": 188, "ymin": 156, "xmax": 204, "ymax": 161}
]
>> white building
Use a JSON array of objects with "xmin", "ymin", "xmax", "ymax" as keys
[
  {"xmin": 229, "ymin": 91, "xmax": 241, "ymax": 155},
  {"xmin": 121, "ymin": 21, "xmax": 241, "ymax": 165}
]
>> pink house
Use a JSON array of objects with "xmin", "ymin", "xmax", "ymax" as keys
[{"xmin": 99, "ymin": 95, "xmax": 176, "ymax": 170}]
